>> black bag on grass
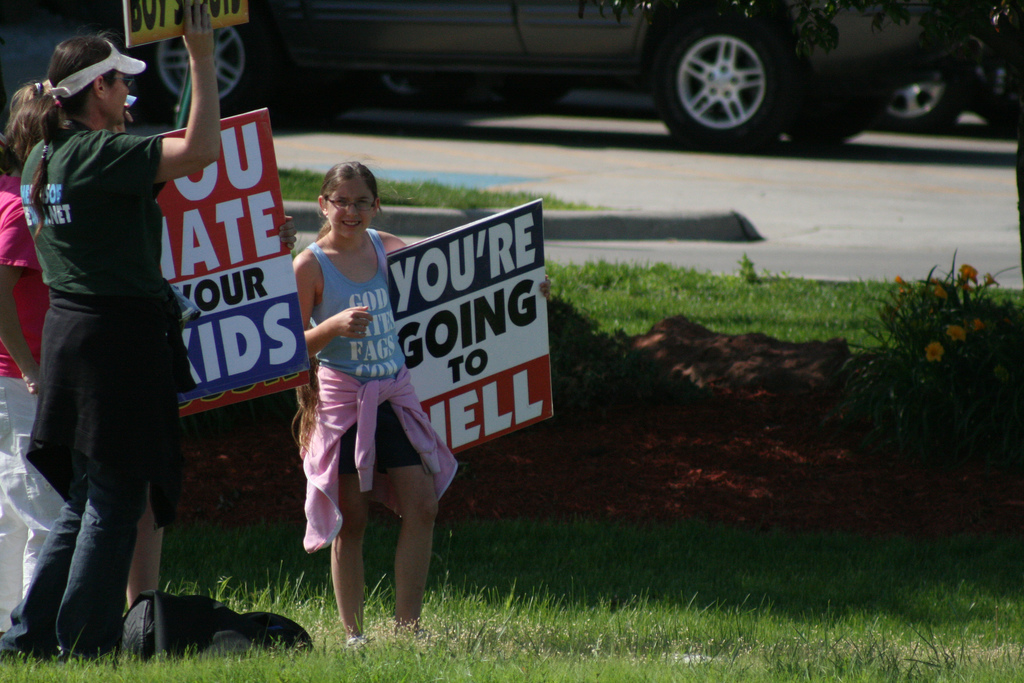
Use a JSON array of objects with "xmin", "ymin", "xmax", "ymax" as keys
[{"xmin": 122, "ymin": 590, "xmax": 312, "ymax": 658}]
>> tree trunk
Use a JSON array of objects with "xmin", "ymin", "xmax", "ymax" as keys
[{"xmin": 1019, "ymin": 88, "xmax": 1024, "ymax": 280}]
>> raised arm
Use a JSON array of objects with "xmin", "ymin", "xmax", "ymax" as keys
[{"xmin": 155, "ymin": 0, "xmax": 220, "ymax": 183}]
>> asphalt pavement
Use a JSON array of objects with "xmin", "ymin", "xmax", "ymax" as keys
[{"xmin": 276, "ymin": 108, "xmax": 1022, "ymax": 288}]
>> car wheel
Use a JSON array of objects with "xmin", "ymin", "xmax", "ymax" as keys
[
  {"xmin": 787, "ymin": 97, "xmax": 887, "ymax": 144},
  {"xmin": 652, "ymin": 13, "xmax": 802, "ymax": 152},
  {"xmin": 137, "ymin": 14, "xmax": 283, "ymax": 122},
  {"xmin": 879, "ymin": 73, "xmax": 971, "ymax": 134}
]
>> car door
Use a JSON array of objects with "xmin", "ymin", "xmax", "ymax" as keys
[
  {"xmin": 295, "ymin": 0, "xmax": 524, "ymax": 68},
  {"xmin": 513, "ymin": 1, "xmax": 643, "ymax": 64}
]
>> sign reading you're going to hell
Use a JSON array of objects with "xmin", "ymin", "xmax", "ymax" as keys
[
  {"xmin": 389, "ymin": 201, "xmax": 553, "ymax": 453},
  {"xmin": 159, "ymin": 109, "xmax": 308, "ymax": 416}
]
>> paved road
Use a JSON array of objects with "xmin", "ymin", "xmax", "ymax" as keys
[{"xmin": 275, "ymin": 106, "xmax": 1022, "ymax": 287}]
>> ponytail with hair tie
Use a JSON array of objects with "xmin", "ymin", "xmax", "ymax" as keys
[{"xmin": 33, "ymin": 81, "xmax": 61, "ymax": 108}]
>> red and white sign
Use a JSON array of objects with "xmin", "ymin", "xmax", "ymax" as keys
[
  {"xmin": 159, "ymin": 109, "xmax": 308, "ymax": 416},
  {"xmin": 388, "ymin": 200, "xmax": 552, "ymax": 452}
]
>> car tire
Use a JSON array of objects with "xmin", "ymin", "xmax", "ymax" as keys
[
  {"xmin": 651, "ymin": 13, "xmax": 802, "ymax": 152},
  {"xmin": 135, "ymin": 9, "xmax": 284, "ymax": 123},
  {"xmin": 879, "ymin": 73, "xmax": 971, "ymax": 134}
]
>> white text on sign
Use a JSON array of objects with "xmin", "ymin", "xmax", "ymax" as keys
[{"xmin": 390, "ymin": 214, "xmax": 538, "ymax": 314}]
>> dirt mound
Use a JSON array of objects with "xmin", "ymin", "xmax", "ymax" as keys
[
  {"xmin": 632, "ymin": 316, "xmax": 850, "ymax": 393},
  {"xmin": 176, "ymin": 317, "xmax": 1024, "ymax": 539}
]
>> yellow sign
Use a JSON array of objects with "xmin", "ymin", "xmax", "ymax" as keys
[{"xmin": 123, "ymin": 0, "xmax": 249, "ymax": 47}]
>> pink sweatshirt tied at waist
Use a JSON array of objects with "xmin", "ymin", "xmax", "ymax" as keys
[{"xmin": 301, "ymin": 364, "xmax": 458, "ymax": 553}]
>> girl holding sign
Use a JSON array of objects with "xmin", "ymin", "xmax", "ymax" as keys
[{"xmin": 293, "ymin": 162, "xmax": 458, "ymax": 646}]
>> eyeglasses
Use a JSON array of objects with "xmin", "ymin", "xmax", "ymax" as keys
[
  {"xmin": 113, "ymin": 76, "xmax": 136, "ymax": 88},
  {"xmin": 326, "ymin": 197, "xmax": 376, "ymax": 212}
]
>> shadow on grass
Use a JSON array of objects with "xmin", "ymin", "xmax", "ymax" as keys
[{"xmin": 162, "ymin": 519, "xmax": 1022, "ymax": 630}]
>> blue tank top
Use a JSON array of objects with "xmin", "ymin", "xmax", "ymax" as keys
[{"xmin": 308, "ymin": 230, "xmax": 404, "ymax": 381}]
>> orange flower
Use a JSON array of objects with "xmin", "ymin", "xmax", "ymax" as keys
[
  {"xmin": 894, "ymin": 275, "xmax": 904, "ymax": 285},
  {"xmin": 946, "ymin": 325, "xmax": 966, "ymax": 342},
  {"xmin": 972, "ymin": 318, "xmax": 985, "ymax": 331},
  {"xmin": 933, "ymin": 284, "xmax": 948, "ymax": 299},
  {"xmin": 925, "ymin": 342, "xmax": 944, "ymax": 362},
  {"xmin": 959, "ymin": 264, "xmax": 978, "ymax": 283},
  {"xmin": 984, "ymin": 273, "xmax": 998, "ymax": 286}
]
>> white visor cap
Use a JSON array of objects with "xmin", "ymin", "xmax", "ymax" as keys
[{"xmin": 50, "ymin": 41, "xmax": 146, "ymax": 99}]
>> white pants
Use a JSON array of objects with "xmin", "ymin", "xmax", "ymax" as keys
[{"xmin": 0, "ymin": 377, "xmax": 64, "ymax": 632}]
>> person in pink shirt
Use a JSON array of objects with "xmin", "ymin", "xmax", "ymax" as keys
[
  {"xmin": 292, "ymin": 162, "xmax": 459, "ymax": 646},
  {"xmin": 0, "ymin": 84, "xmax": 64, "ymax": 636}
]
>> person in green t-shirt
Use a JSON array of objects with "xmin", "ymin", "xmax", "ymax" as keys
[{"xmin": 0, "ymin": 1, "xmax": 288, "ymax": 661}]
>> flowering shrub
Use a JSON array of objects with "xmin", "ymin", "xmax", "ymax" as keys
[{"xmin": 837, "ymin": 261, "xmax": 1024, "ymax": 467}]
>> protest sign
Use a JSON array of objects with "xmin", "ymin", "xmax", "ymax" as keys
[
  {"xmin": 160, "ymin": 109, "xmax": 308, "ymax": 416},
  {"xmin": 388, "ymin": 201, "xmax": 552, "ymax": 452},
  {"xmin": 124, "ymin": 0, "xmax": 249, "ymax": 47}
]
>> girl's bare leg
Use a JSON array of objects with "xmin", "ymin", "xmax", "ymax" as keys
[
  {"xmin": 331, "ymin": 475, "xmax": 371, "ymax": 637},
  {"xmin": 126, "ymin": 489, "xmax": 162, "ymax": 606},
  {"xmin": 387, "ymin": 465, "xmax": 438, "ymax": 631}
]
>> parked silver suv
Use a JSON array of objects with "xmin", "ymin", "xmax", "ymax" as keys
[{"xmin": 90, "ymin": 1, "xmax": 940, "ymax": 151}]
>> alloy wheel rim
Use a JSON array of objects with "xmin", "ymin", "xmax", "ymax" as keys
[
  {"xmin": 156, "ymin": 27, "xmax": 246, "ymax": 98},
  {"xmin": 886, "ymin": 80, "xmax": 947, "ymax": 119},
  {"xmin": 677, "ymin": 35, "xmax": 766, "ymax": 130}
]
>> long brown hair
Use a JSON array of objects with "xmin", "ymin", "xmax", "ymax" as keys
[
  {"xmin": 292, "ymin": 162, "xmax": 381, "ymax": 451},
  {"xmin": 2, "ymin": 83, "xmax": 51, "ymax": 176},
  {"xmin": 29, "ymin": 35, "xmax": 118, "ymax": 233}
]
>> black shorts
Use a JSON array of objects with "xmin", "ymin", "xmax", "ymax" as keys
[{"xmin": 337, "ymin": 401, "xmax": 422, "ymax": 474}]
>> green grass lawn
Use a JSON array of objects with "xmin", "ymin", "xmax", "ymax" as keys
[
  {"xmin": 547, "ymin": 260, "xmax": 894, "ymax": 348},
  {"xmin": 15, "ymin": 521, "xmax": 1023, "ymax": 681},
  {"xmin": 278, "ymin": 168, "xmax": 593, "ymax": 210}
]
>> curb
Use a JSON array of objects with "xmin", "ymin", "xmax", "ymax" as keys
[{"xmin": 283, "ymin": 201, "xmax": 762, "ymax": 243}]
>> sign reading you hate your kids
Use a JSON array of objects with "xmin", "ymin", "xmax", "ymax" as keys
[
  {"xmin": 124, "ymin": 0, "xmax": 249, "ymax": 48},
  {"xmin": 388, "ymin": 201, "xmax": 553, "ymax": 453},
  {"xmin": 160, "ymin": 109, "xmax": 308, "ymax": 416}
]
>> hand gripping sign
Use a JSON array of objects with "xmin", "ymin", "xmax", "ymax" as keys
[
  {"xmin": 124, "ymin": 0, "xmax": 249, "ymax": 47},
  {"xmin": 160, "ymin": 109, "xmax": 309, "ymax": 416},
  {"xmin": 389, "ymin": 200, "xmax": 553, "ymax": 452}
]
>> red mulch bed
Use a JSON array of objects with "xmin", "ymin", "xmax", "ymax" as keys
[{"xmin": 178, "ymin": 386, "xmax": 1024, "ymax": 539}]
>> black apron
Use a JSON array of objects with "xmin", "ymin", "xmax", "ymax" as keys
[{"xmin": 28, "ymin": 288, "xmax": 190, "ymax": 527}]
